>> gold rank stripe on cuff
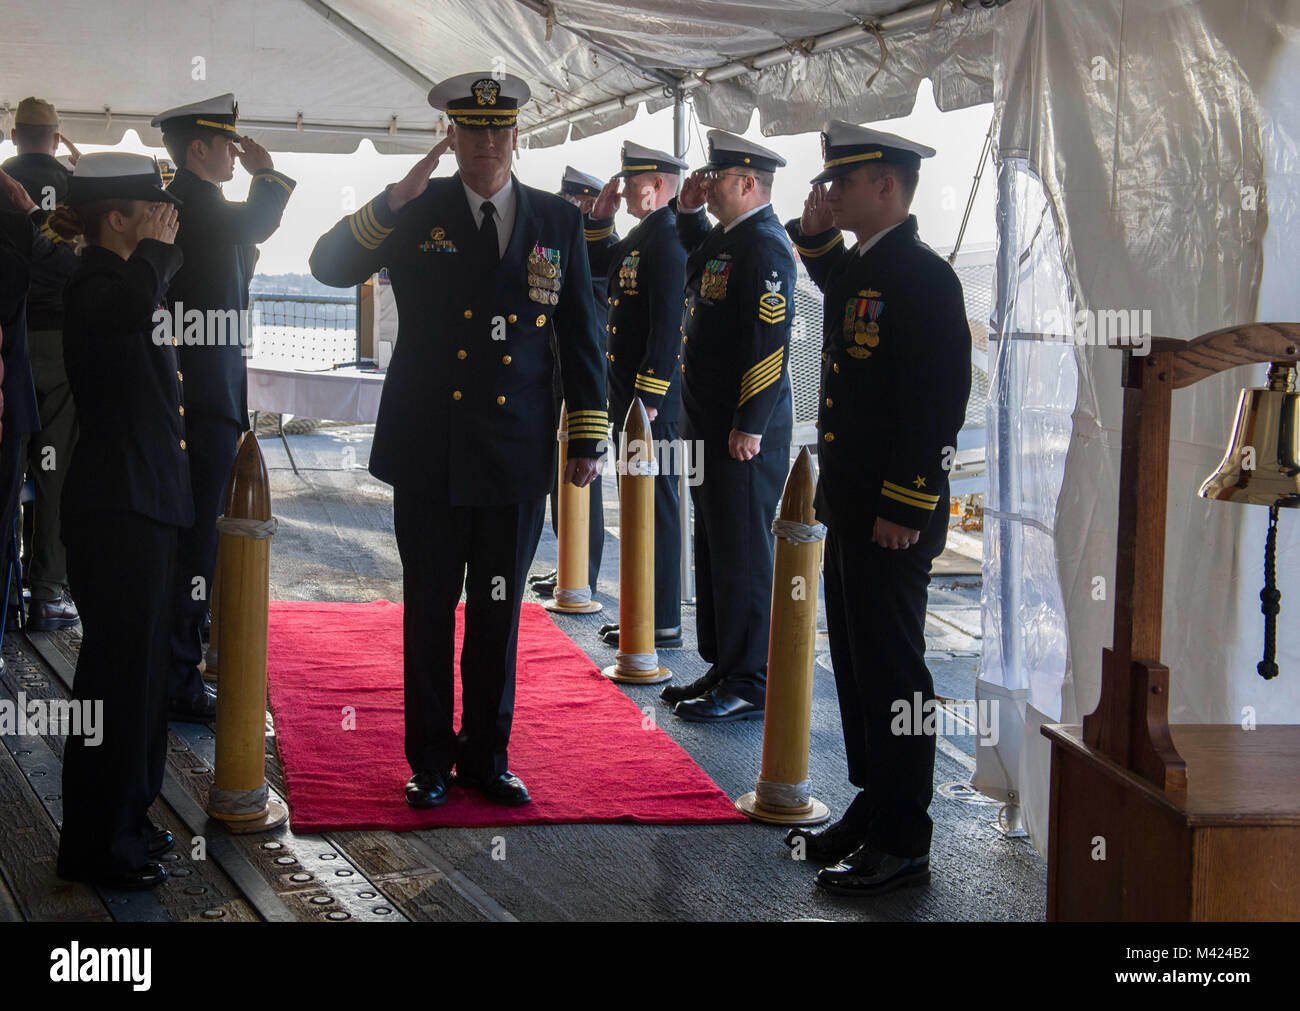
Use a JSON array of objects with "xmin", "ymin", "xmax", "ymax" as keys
[
  {"xmin": 566, "ymin": 410, "xmax": 610, "ymax": 439},
  {"xmin": 348, "ymin": 201, "xmax": 392, "ymax": 251},
  {"xmin": 737, "ymin": 347, "xmax": 784, "ymax": 405},
  {"xmin": 793, "ymin": 233, "xmax": 844, "ymax": 258},
  {"xmin": 255, "ymin": 171, "xmax": 294, "ymax": 195},
  {"xmin": 634, "ymin": 374, "xmax": 670, "ymax": 394},
  {"xmin": 585, "ymin": 224, "xmax": 614, "ymax": 240},
  {"xmin": 881, "ymin": 481, "xmax": 941, "ymax": 509}
]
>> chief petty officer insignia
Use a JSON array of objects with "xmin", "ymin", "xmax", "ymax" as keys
[
  {"xmin": 618, "ymin": 251, "xmax": 640, "ymax": 292},
  {"xmin": 843, "ymin": 289, "xmax": 883, "ymax": 356},
  {"xmin": 528, "ymin": 243, "xmax": 561, "ymax": 305},
  {"xmin": 759, "ymin": 277, "xmax": 786, "ymax": 325},
  {"xmin": 700, "ymin": 255, "xmax": 732, "ymax": 300},
  {"xmin": 419, "ymin": 226, "xmax": 458, "ymax": 253}
]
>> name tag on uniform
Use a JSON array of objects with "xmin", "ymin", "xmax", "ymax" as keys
[
  {"xmin": 419, "ymin": 226, "xmax": 458, "ymax": 253},
  {"xmin": 528, "ymin": 244, "xmax": 562, "ymax": 305}
]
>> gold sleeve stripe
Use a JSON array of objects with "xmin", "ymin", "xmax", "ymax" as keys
[
  {"xmin": 634, "ymin": 374, "xmax": 671, "ymax": 392},
  {"xmin": 585, "ymin": 225, "xmax": 614, "ymax": 240},
  {"xmin": 566, "ymin": 410, "xmax": 609, "ymax": 421},
  {"xmin": 882, "ymin": 480, "xmax": 940, "ymax": 505},
  {"xmin": 738, "ymin": 363, "xmax": 782, "ymax": 403},
  {"xmin": 255, "ymin": 172, "xmax": 295, "ymax": 195},
  {"xmin": 348, "ymin": 202, "xmax": 391, "ymax": 250},
  {"xmin": 739, "ymin": 347, "xmax": 784, "ymax": 389},
  {"xmin": 793, "ymin": 233, "xmax": 844, "ymax": 258},
  {"xmin": 758, "ymin": 306, "xmax": 786, "ymax": 324},
  {"xmin": 569, "ymin": 428, "xmax": 611, "ymax": 439},
  {"xmin": 881, "ymin": 487, "xmax": 941, "ymax": 512}
]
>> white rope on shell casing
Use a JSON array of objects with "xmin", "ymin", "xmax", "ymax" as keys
[
  {"xmin": 215, "ymin": 516, "xmax": 279, "ymax": 539},
  {"xmin": 207, "ymin": 783, "xmax": 269, "ymax": 816},
  {"xmin": 554, "ymin": 586, "xmax": 592, "ymax": 605},
  {"xmin": 615, "ymin": 650, "xmax": 660, "ymax": 671},
  {"xmin": 756, "ymin": 777, "xmax": 812, "ymax": 810},
  {"xmin": 623, "ymin": 459, "xmax": 659, "ymax": 477},
  {"xmin": 771, "ymin": 518, "xmax": 827, "ymax": 544}
]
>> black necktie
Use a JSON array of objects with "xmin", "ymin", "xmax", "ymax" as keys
[{"xmin": 480, "ymin": 200, "xmax": 498, "ymax": 263}]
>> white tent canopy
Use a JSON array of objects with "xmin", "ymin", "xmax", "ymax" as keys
[
  {"xmin": 5, "ymin": 0, "xmax": 1300, "ymax": 857},
  {"xmin": 1, "ymin": 0, "xmax": 1000, "ymax": 152}
]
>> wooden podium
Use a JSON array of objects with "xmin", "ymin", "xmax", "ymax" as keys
[{"xmin": 1044, "ymin": 323, "xmax": 1300, "ymax": 921}]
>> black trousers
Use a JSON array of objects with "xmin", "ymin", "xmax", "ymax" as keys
[
  {"xmin": 546, "ymin": 458, "xmax": 604, "ymax": 593},
  {"xmin": 0, "ymin": 425, "xmax": 25, "ymax": 605},
  {"xmin": 394, "ymin": 487, "xmax": 546, "ymax": 779},
  {"xmin": 58, "ymin": 512, "xmax": 177, "ymax": 876},
  {"xmin": 169, "ymin": 411, "xmax": 242, "ymax": 701},
  {"xmin": 823, "ymin": 516, "xmax": 945, "ymax": 859},
  {"xmin": 610, "ymin": 403, "xmax": 681, "ymax": 630},
  {"xmin": 688, "ymin": 426, "xmax": 789, "ymax": 699}
]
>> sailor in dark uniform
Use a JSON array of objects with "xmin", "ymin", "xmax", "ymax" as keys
[
  {"xmin": 530, "ymin": 166, "xmax": 608, "ymax": 598},
  {"xmin": 0, "ymin": 163, "xmax": 77, "ymax": 628},
  {"xmin": 310, "ymin": 73, "xmax": 607, "ymax": 808},
  {"xmin": 54, "ymin": 153, "xmax": 191, "ymax": 888},
  {"xmin": 3, "ymin": 97, "xmax": 82, "ymax": 631},
  {"xmin": 153, "ymin": 94, "xmax": 296, "ymax": 720},
  {"xmin": 667, "ymin": 131, "xmax": 796, "ymax": 720},
  {"xmin": 585, "ymin": 142, "xmax": 688, "ymax": 649},
  {"xmin": 782, "ymin": 123, "xmax": 971, "ymax": 896}
]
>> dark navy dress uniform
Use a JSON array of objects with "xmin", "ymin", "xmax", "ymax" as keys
[
  {"xmin": 57, "ymin": 228, "xmax": 193, "ymax": 880},
  {"xmin": 309, "ymin": 173, "xmax": 607, "ymax": 782},
  {"xmin": 585, "ymin": 203, "xmax": 685, "ymax": 630},
  {"xmin": 676, "ymin": 201, "xmax": 796, "ymax": 704},
  {"xmin": 786, "ymin": 210, "xmax": 970, "ymax": 859},
  {"xmin": 164, "ymin": 163, "xmax": 295, "ymax": 703}
]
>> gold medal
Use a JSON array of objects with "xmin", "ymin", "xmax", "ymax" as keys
[
  {"xmin": 847, "ymin": 346, "xmax": 872, "ymax": 359},
  {"xmin": 548, "ymin": 291, "xmax": 559, "ymax": 306}
]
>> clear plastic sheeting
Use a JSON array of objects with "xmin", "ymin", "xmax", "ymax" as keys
[{"xmin": 979, "ymin": 0, "xmax": 1300, "ymax": 854}]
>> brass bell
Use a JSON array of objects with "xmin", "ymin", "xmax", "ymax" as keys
[{"xmin": 1198, "ymin": 363, "xmax": 1300, "ymax": 508}]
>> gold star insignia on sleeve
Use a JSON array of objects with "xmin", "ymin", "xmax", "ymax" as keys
[{"xmin": 913, "ymin": 476, "xmax": 927, "ymax": 488}]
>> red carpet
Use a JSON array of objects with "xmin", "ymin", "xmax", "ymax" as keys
[{"xmin": 265, "ymin": 600, "xmax": 746, "ymax": 831}]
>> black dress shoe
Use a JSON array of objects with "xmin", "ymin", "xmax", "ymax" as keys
[
  {"xmin": 599, "ymin": 624, "xmax": 684, "ymax": 649},
  {"xmin": 167, "ymin": 684, "xmax": 217, "ymax": 722},
  {"xmin": 528, "ymin": 568, "xmax": 558, "ymax": 586},
  {"xmin": 404, "ymin": 770, "xmax": 450, "ymax": 808},
  {"xmin": 784, "ymin": 818, "xmax": 867, "ymax": 864},
  {"xmin": 61, "ymin": 862, "xmax": 168, "ymax": 890},
  {"xmin": 148, "ymin": 828, "xmax": 176, "ymax": 857},
  {"xmin": 28, "ymin": 593, "xmax": 80, "ymax": 631},
  {"xmin": 455, "ymin": 770, "xmax": 531, "ymax": 806},
  {"xmin": 815, "ymin": 846, "xmax": 931, "ymax": 896},
  {"xmin": 531, "ymin": 578, "xmax": 557, "ymax": 596},
  {"xmin": 660, "ymin": 666, "xmax": 724, "ymax": 704},
  {"xmin": 673, "ymin": 687, "xmax": 764, "ymax": 723}
]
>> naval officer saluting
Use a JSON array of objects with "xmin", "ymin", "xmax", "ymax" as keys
[
  {"xmin": 152, "ymin": 94, "xmax": 296, "ymax": 722},
  {"xmin": 667, "ymin": 131, "xmax": 796, "ymax": 720},
  {"xmin": 310, "ymin": 74, "xmax": 607, "ymax": 808},
  {"xmin": 783, "ymin": 123, "xmax": 971, "ymax": 896},
  {"xmin": 585, "ymin": 142, "xmax": 688, "ymax": 649},
  {"xmin": 55, "ymin": 153, "xmax": 190, "ymax": 888}
]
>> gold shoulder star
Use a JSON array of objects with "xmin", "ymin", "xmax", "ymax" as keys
[{"xmin": 913, "ymin": 476, "xmax": 927, "ymax": 488}]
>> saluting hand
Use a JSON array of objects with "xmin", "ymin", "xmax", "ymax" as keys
[
  {"xmin": 678, "ymin": 172, "xmax": 709, "ymax": 213},
  {"xmin": 139, "ymin": 203, "xmax": 180, "ymax": 245},
  {"xmin": 590, "ymin": 177, "xmax": 621, "ymax": 221},
  {"xmin": 388, "ymin": 136, "xmax": 453, "ymax": 214},
  {"xmin": 800, "ymin": 183, "xmax": 834, "ymax": 234},
  {"xmin": 0, "ymin": 168, "xmax": 35, "ymax": 213},
  {"xmin": 872, "ymin": 516, "xmax": 920, "ymax": 550},
  {"xmin": 237, "ymin": 136, "xmax": 275, "ymax": 174}
]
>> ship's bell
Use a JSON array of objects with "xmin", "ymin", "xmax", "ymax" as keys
[{"xmin": 1198, "ymin": 363, "xmax": 1300, "ymax": 507}]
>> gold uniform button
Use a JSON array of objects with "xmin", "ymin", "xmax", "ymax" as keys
[
  {"xmin": 180, "ymin": 439, "xmax": 187, "ymax": 450},
  {"xmin": 463, "ymin": 309, "xmax": 473, "ymax": 319},
  {"xmin": 502, "ymin": 355, "xmax": 512, "ymax": 364},
  {"xmin": 825, "ymin": 397, "xmax": 833, "ymax": 408},
  {"xmin": 824, "ymin": 432, "xmax": 835, "ymax": 443},
  {"xmin": 457, "ymin": 349, "xmax": 467, "ymax": 360},
  {"xmin": 611, "ymin": 326, "xmax": 617, "ymax": 334},
  {"xmin": 496, "ymin": 395, "xmax": 506, "ymax": 406},
  {"xmin": 833, "ymin": 363, "xmax": 840, "ymax": 373},
  {"xmin": 452, "ymin": 390, "xmax": 463, "ymax": 400},
  {"xmin": 609, "ymin": 354, "xmax": 616, "ymax": 363},
  {"xmin": 607, "ymin": 296, "xmax": 613, "ymax": 304},
  {"xmin": 614, "ymin": 299, "xmax": 620, "ymax": 306},
  {"xmin": 683, "ymin": 335, "xmax": 689, "ymax": 343},
  {"xmin": 177, "ymin": 371, "xmax": 183, "ymax": 381},
  {"xmin": 178, "ymin": 405, "xmax": 185, "ymax": 416},
  {"xmin": 508, "ymin": 313, "xmax": 517, "ymax": 323},
  {"xmin": 536, "ymin": 315, "xmax": 546, "ymax": 327},
  {"xmin": 690, "ymin": 307, "xmax": 695, "ymax": 316}
]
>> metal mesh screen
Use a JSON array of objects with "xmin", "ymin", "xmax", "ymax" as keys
[{"xmin": 250, "ymin": 294, "xmax": 358, "ymax": 368}]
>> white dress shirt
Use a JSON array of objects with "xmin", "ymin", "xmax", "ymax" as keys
[
  {"xmin": 855, "ymin": 220, "xmax": 903, "ymax": 256},
  {"xmin": 462, "ymin": 177, "xmax": 516, "ymax": 259},
  {"xmin": 724, "ymin": 202, "xmax": 771, "ymax": 232}
]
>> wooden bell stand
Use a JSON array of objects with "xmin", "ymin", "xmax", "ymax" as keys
[{"xmin": 1044, "ymin": 322, "xmax": 1300, "ymax": 921}]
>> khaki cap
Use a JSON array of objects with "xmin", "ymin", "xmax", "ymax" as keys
[{"xmin": 15, "ymin": 97, "xmax": 59, "ymax": 127}]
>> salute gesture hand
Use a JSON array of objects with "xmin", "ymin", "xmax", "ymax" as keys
[
  {"xmin": 678, "ymin": 172, "xmax": 709, "ymax": 213},
  {"xmin": 800, "ymin": 183, "xmax": 834, "ymax": 234},
  {"xmin": 590, "ymin": 177, "xmax": 621, "ymax": 220},
  {"xmin": 139, "ymin": 203, "xmax": 180, "ymax": 245},
  {"xmin": 388, "ymin": 136, "xmax": 453, "ymax": 214},
  {"xmin": 237, "ymin": 136, "xmax": 275, "ymax": 174}
]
